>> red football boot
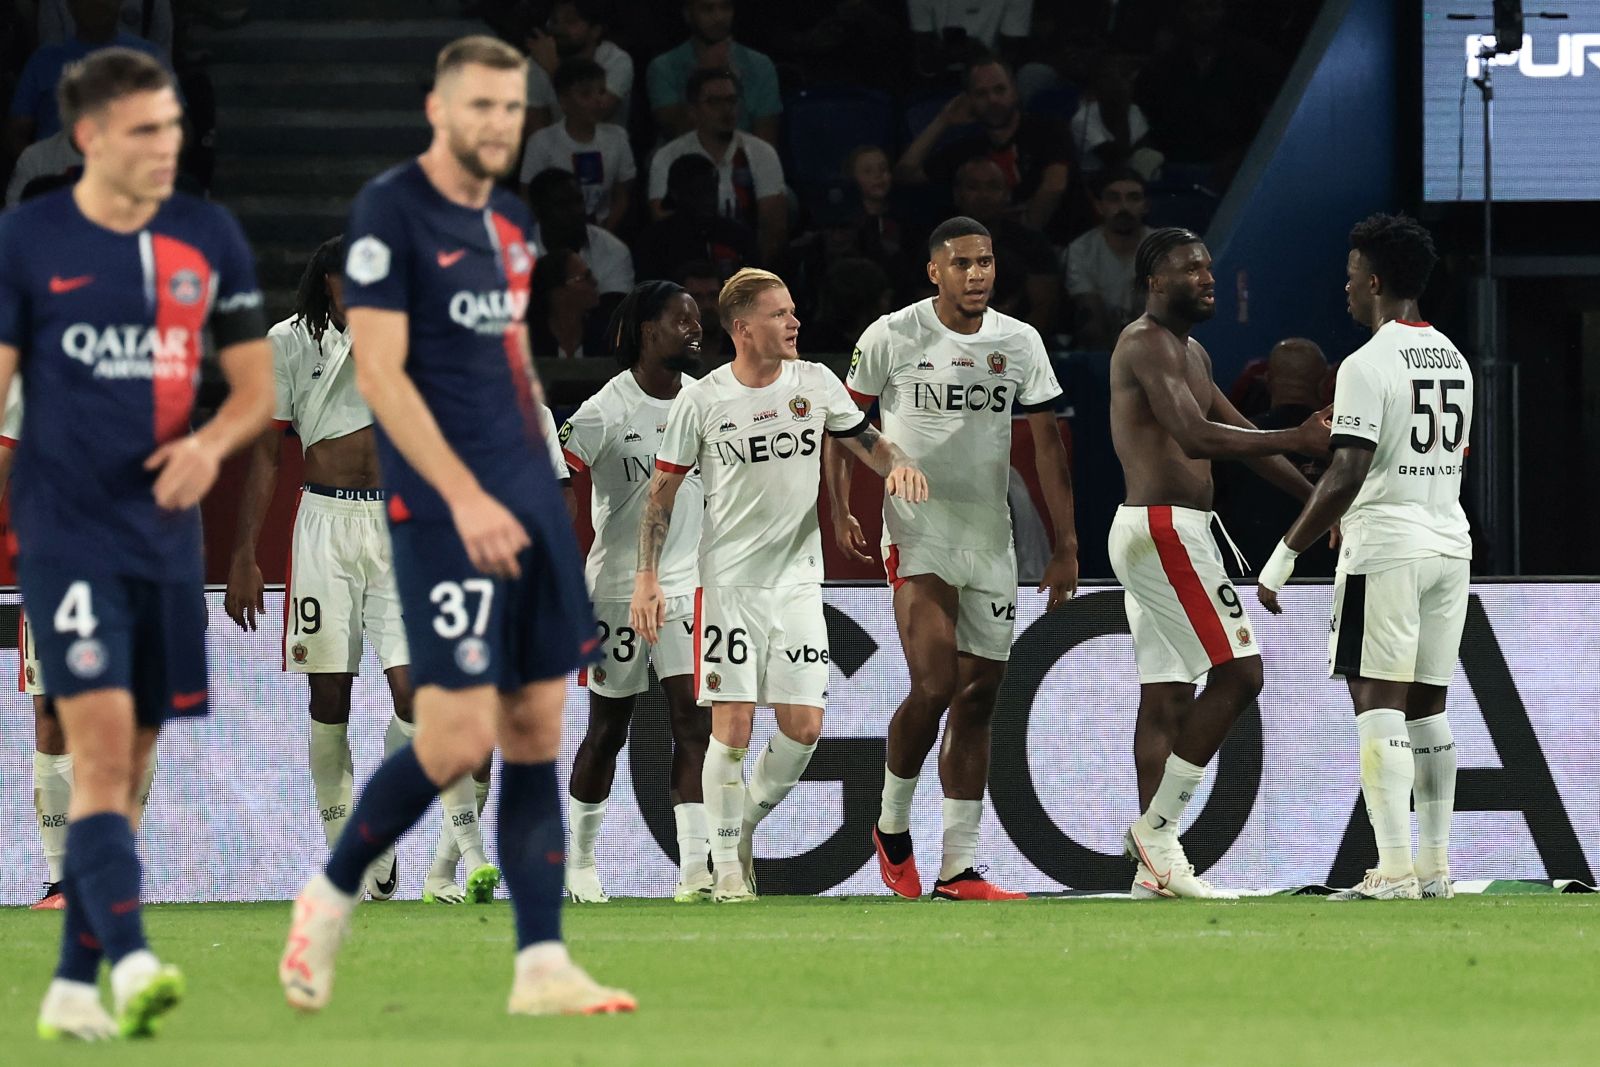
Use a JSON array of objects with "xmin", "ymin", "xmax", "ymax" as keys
[
  {"xmin": 31, "ymin": 882, "xmax": 65, "ymax": 911},
  {"xmin": 872, "ymin": 826, "xmax": 922, "ymax": 899},
  {"xmin": 931, "ymin": 868, "xmax": 1026, "ymax": 901}
]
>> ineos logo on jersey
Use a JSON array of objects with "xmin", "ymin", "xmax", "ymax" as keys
[
  {"xmin": 1464, "ymin": 34, "xmax": 1600, "ymax": 79},
  {"xmin": 710, "ymin": 427, "xmax": 818, "ymax": 465},
  {"xmin": 61, "ymin": 324, "xmax": 194, "ymax": 379},
  {"xmin": 448, "ymin": 288, "xmax": 529, "ymax": 333},
  {"xmin": 912, "ymin": 382, "xmax": 1011, "ymax": 413}
]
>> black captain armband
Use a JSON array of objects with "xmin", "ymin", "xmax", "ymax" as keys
[
  {"xmin": 211, "ymin": 289, "xmax": 268, "ymax": 350},
  {"xmin": 826, "ymin": 415, "xmax": 871, "ymax": 439},
  {"xmin": 1329, "ymin": 434, "xmax": 1377, "ymax": 452}
]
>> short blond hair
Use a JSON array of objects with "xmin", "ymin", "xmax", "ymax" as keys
[
  {"xmin": 436, "ymin": 35, "xmax": 527, "ymax": 82},
  {"xmin": 718, "ymin": 268, "xmax": 787, "ymax": 330}
]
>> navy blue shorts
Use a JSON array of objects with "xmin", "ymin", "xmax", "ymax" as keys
[
  {"xmin": 16, "ymin": 561, "xmax": 208, "ymax": 725},
  {"xmin": 388, "ymin": 510, "xmax": 599, "ymax": 692}
]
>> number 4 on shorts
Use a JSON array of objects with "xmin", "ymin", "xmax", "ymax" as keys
[{"xmin": 54, "ymin": 581, "xmax": 98, "ymax": 637}]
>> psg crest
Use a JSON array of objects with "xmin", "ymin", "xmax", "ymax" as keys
[
  {"xmin": 169, "ymin": 269, "xmax": 203, "ymax": 306},
  {"xmin": 986, "ymin": 352, "xmax": 1007, "ymax": 375},
  {"xmin": 789, "ymin": 396, "xmax": 811, "ymax": 420}
]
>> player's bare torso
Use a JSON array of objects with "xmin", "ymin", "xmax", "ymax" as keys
[
  {"xmin": 1109, "ymin": 315, "xmax": 1217, "ymax": 511},
  {"xmin": 304, "ymin": 427, "xmax": 381, "ymax": 490}
]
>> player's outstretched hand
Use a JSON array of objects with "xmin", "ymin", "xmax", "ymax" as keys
[
  {"xmin": 833, "ymin": 511, "xmax": 874, "ymax": 565},
  {"xmin": 146, "ymin": 436, "xmax": 222, "ymax": 511},
  {"xmin": 1039, "ymin": 551, "xmax": 1079, "ymax": 611},
  {"xmin": 886, "ymin": 465, "xmax": 929, "ymax": 504},
  {"xmin": 450, "ymin": 489, "xmax": 529, "ymax": 579},
  {"xmin": 630, "ymin": 573, "xmax": 665, "ymax": 644},
  {"xmin": 1257, "ymin": 584, "xmax": 1283, "ymax": 615},
  {"xmin": 1297, "ymin": 405, "xmax": 1334, "ymax": 456},
  {"xmin": 224, "ymin": 558, "xmax": 266, "ymax": 632}
]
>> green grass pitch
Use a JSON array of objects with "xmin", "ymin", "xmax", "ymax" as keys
[{"xmin": 3, "ymin": 896, "xmax": 1597, "ymax": 1066}]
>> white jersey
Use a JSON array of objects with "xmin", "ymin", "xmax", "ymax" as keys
[
  {"xmin": 536, "ymin": 402, "xmax": 568, "ymax": 481},
  {"xmin": 1330, "ymin": 319, "xmax": 1473, "ymax": 574},
  {"xmin": 560, "ymin": 370, "xmax": 702, "ymax": 599},
  {"xmin": 658, "ymin": 360, "xmax": 866, "ymax": 587},
  {"xmin": 269, "ymin": 317, "xmax": 371, "ymax": 449},
  {"xmin": 846, "ymin": 300, "xmax": 1061, "ymax": 552},
  {"xmin": 0, "ymin": 378, "xmax": 20, "ymax": 444}
]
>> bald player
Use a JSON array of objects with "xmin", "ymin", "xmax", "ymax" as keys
[{"xmin": 1107, "ymin": 227, "xmax": 1329, "ymax": 899}]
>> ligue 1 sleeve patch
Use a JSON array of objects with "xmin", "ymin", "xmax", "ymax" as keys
[
  {"xmin": 559, "ymin": 420, "xmax": 574, "ymax": 445},
  {"xmin": 346, "ymin": 236, "xmax": 391, "ymax": 285}
]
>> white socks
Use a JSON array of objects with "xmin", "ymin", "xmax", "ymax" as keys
[
  {"xmin": 33, "ymin": 751, "xmax": 72, "ymax": 883},
  {"xmin": 702, "ymin": 737, "xmax": 748, "ymax": 869},
  {"xmin": 567, "ymin": 797, "xmax": 607, "ymax": 868},
  {"xmin": 674, "ymin": 802, "xmax": 710, "ymax": 881},
  {"xmin": 877, "ymin": 768, "xmax": 917, "ymax": 836},
  {"xmin": 939, "ymin": 798, "xmax": 983, "ymax": 881},
  {"xmin": 1356, "ymin": 709, "xmax": 1415, "ymax": 878},
  {"xmin": 134, "ymin": 749, "xmax": 156, "ymax": 827},
  {"xmin": 430, "ymin": 776, "xmax": 490, "ymax": 881},
  {"xmin": 442, "ymin": 772, "xmax": 490, "ymax": 870},
  {"xmin": 384, "ymin": 713, "xmax": 413, "ymax": 757},
  {"xmin": 1139, "ymin": 753, "xmax": 1205, "ymax": 838},
  {"xmin": 308, "ymin": 721, "xmax": 354, "ymax": 849},
  {"xmin": 1408, "ymin": 712, "xmax": 1456, "ymax": 877},
  {"xmin": 742, "ymin": 731, "xmax": 818, "ymax": 830}
]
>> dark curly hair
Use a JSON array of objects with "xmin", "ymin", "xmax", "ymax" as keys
[
  {"xmin": 1134, "ymin": 227, "xmax": 1203, "ymax": 292},
  {"xmin": 1348, "ymin": 213, "xmax": 1437, "ymax": 300},
  {"xmin": 293, "ymin": 235, "xmax": 345, "ymax": 342},
  {"xmin": 607, "ymin": 280, "xmax": 687, "ymax": 368}
]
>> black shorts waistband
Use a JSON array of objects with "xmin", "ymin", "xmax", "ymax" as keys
[{"xmin": 304, "ymin": 483, "xmax": 385, "ymax": 502}]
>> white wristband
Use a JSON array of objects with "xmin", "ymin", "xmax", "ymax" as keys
[{"xmin": 1259, "ymin": 539, "xmax": 1299, "ymax": 591}]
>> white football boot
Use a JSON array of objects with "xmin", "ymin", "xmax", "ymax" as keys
[
  {"xmin": 279, "ymin": 874, "xmax": 353, "ymax": 1011},
  {"xmin": 566, "ymin": 862, "xmax": 609, "ymax": 904},
  {"xmin": 1125, "ymin": 825, "xmax": 1239, "ymax": 900},
  {"xmin": 37, "ymin": 980, "xmax": 117, "ymax": 1042},
  {"xmin": 1328, "ymin": 869, "xmax": 1422, "ymax": 901}
]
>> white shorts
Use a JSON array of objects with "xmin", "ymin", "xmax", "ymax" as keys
[
  {"xmin": 18, "ymin": 610, "xmax": 42, "ymax": 696},
  {"xmin": 1329, "ymin": 556, "xmax": 1469, "ymax": 686},
  {"xmin": 885, "ymin": 540, "xmax": 1018, "ymax": 662},
  {"xmin": 581, "ymin": 595, "xmax": 695, "ymax": 697},
  {"xmin": 693, "ymin": 584, "xmax": 829, "ymax": 708},
  {"xmin": 1108, "ymin": 505, "xmax": 1259, "ymax": 685},
  {"xmin": 284, "ymin": 488, "xmax": 409, "ymax": 674}
]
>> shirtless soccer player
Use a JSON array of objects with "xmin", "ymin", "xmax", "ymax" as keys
[
  {"xmin": 0, "ymin": 48, "xmax": 274, "ymax": 1038},
  {"xmin": 828, "ymin": 215, "xmax": 1080, "ymax": 901},
  {"xmin": 631, "ymin": 268, "xmax": 927, "ymax": 903},
  {"xmin": 279, "ymin": 37, "xmax": 632, "ymax": 1016},
  {"xmin": 1258, "ymin": 214, "xmax": 1470, "ymax": 902},
  {"xmin": 560, "ymin": 281, "xmax": 712, "ymax": 903},
  {"xmin": 1108, "ymin": 227, "xmax": 1328, "ymax": 899}
]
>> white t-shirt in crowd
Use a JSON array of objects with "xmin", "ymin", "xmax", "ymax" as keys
[
  {"xmin": 527, "ymin": 40, "xmax": 634, "ymax": 126},
  {"xmin": 657, "ymin": 360, "xmax": 866, "ymax": 587},
  {"xmin": 647, "ymin": 130, "xmax": 785, "ymax": 226},
  {"xmin": 1070, "ymin": 101, "xmax": 1150, "ymax": 167},
  {"xmin": 846, "ymin": 300, "xmax": 1061, "ymax": 553},
  {"xmin": 907, "ymin": 0, "xmax": 1031, "ymax": 49},
  {"xmin": 531, "ymin": 223, "xmax": 635, "ymax": 295},
  {"xmin": 518, "ymin": 120, "xmax": 637, "ymax": 225},
  {"xmin": 560, "ymin": 370, "xmax": 703, "ymax": 600},
  {"xmin": 1065, "ymin": 226, "xmax": 1150, "ymax": 327},
  {"xmin": 1331, "ymin": 319, "xmax": 1474, "ymax": 573}
]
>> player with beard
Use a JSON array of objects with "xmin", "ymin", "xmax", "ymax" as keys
[
  {"xmin": 279, "ymin": 36, "xmax": 632, "ymax": 1016},
  {"xmin": 829, "ymin": 215, "xmax": 1078, "ymax": 901},
  {"xmin": 558, "ymin": 280, "xmax": 712, "ymax": 903},
  {"xmin": 1108, "ymin": 228, "xmax": 1329, "ymax": 898}
]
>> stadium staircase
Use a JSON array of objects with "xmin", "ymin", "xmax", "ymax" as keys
[{"xmin": 198, "ymin": 0, "xmax": 488, "ymax": 322}]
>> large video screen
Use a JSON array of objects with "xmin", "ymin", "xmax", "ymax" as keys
[
  {"xmin": 1423, "ymin": 2, "xmax": 1600, "ymax": 202},
  {"xmin": 0, "ymin": 584, "xmax": 1596, "ymax": 902}
]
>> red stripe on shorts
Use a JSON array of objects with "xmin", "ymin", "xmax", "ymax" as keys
[
  {"xmin": 884, "ymin": 545, "xmax": 906, "ymax": 590},
  {"xmin": 1148, "ymin": 505, "xmax": 1231, "ymax": 667},
  {"xmin": 281, "ymin": 489, "xmax": 301, "ymax": 671},
  {"xmin": 16, "ymin": 611, "xmax": 26, "ymax": 693}
]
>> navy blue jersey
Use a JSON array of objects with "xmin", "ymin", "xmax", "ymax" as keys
[
  {"xmin": 341, "ymin": 161, "xmax": 555, "ymax": 523},
  {"xmin": 0, "ymin": 189, "xmax": 265, "ymax": 581}
]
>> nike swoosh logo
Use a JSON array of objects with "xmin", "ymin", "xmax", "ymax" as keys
[
  {"xmin": 49, "ymin": 275, "xmax": 93, "ymax": 293},
  {"xmin": 1151, "ymin": 815, "xmax": 1169, "ymax": 830},
  {"xmin": 436, "ymin": 249, "xmax": 466, "ymax": 268},
  {"xmin": 374, "ymin": 860, "xmax": 397, "ymax": 895},
  {"xmin": 1129, "ymin": 830, "xmax": 1172, "ymax": 885}
]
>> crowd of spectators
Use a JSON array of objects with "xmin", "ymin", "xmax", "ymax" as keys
[{"xmin": 1, "ymin": 0, "xmax": 1324, "ymax": 359}]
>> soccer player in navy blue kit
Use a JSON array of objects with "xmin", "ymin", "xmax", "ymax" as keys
[
  {"xmin": 0, "ymin": 49, "xmax": 273, "ymax": 1040},
  {"xmin": 277, "ymin": 36, "xmax": 634, "ymax": 1017}
]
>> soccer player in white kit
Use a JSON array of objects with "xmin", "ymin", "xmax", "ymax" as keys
[
  {"xmin": 1259, "ymin": 214, "xmax": 1471, "ymax": 901},
  {"xmin": 559, "ymin": 280, "xmax": 711, "ymax": 903},
  {"xmin": 828, "ymin": 216, "xmax": 1080, "ymax": 900},
  {"xmin": 630, "ymin": 268, "xmax": 928, "ymax": 902}
]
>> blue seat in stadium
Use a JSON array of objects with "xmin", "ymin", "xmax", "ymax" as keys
[
  {"xmin": 903, "ymin": 91, "xmax": 978, "ymax": 154},
  {"xmin": 1025, "ymin": 84, "xmax": 1080, "ymax": 123},
  {"xmin": 782, "ymin": 85, "xmax": 896, "ymax": 189}
]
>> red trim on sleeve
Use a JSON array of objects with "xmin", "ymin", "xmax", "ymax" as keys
[
  {"xmin": 0, "ymin": 436, "xmax": 15, "ymax": 449},
  {"xmin": 270, "ymin": 419, "xmax": 291, "ymax": 431},
  {"xmin": 847, "ymin": 387, "xmax": 877, "ymax": 406},
  {"xmin": 1148, "ymin": 506, "xmax": 1232, "ymax": 667},
  {"xmin": 656, "ymin": 458, "xmax": 692, "ymax": 474},
  {"xmin": 562, "ymin": 448, "xmax": 588, "ymax": 474}
]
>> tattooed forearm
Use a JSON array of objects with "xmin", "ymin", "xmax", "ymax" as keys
[{"xmin": 636, "ymin": 473, "xmax": 676, "ymax": 574}]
